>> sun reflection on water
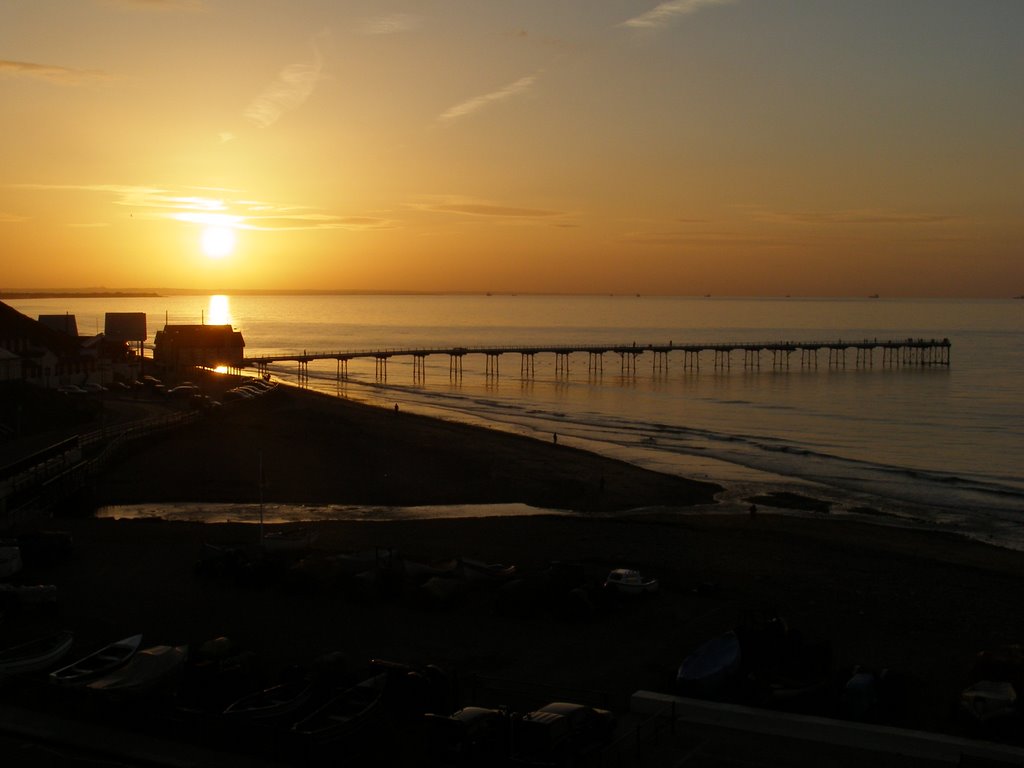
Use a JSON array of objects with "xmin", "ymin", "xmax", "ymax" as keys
[{"xmin": 207, "ymin": 294, "xmax": 233, "ymax": 326}]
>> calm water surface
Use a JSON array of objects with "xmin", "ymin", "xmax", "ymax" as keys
[{"xmin": 10, "ymin": 295, "xmax": 1023, "ymax": 546}]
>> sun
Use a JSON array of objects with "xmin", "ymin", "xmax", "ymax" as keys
[{"xmin": 200, "ymin": 225, "xmax": 236, "ymax": 259}]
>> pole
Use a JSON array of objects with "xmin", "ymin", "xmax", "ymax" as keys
[{"xmin": 258, "ymin": 454, "xmax": 266, "ymax": 548}]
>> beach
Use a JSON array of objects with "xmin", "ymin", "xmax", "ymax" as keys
[{"xmin": 7, "ymin": 381, "xmax": 1024, "ymax": 759}]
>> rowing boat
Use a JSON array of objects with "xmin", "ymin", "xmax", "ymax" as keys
[
  {"xmin": 0, "ymin": 630, "xmax": 74, "ymax": 676},
  {"xmin": 87, "ymin": 644, "xmax": 188, "ymax": 698},
  {"xmin": 49, "ymin": 634, "xmax": 143, "ymax": 687}
]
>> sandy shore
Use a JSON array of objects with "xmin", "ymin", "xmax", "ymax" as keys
[{"xmin": 6, "ymin": 382, "xmax": 1024, "ymax": 749}]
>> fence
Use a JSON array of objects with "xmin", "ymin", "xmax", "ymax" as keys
[{"xmin": 0, "ymin": 410, "xmax": 200, "ymax": 527}]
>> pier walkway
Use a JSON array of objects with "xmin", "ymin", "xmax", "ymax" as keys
[{"xmin": 242, "ymin": 337, "xmax": 951, "ymax": 382}]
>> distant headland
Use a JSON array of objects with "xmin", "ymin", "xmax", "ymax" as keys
[{"xmin": 0, "ymin": 291, "xmax": 162, "ymax": 299}]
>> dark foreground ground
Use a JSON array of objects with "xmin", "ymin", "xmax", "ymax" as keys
[{"xmin": 3, "ymin": 382, "xmax": 1024, "ymax": 764}]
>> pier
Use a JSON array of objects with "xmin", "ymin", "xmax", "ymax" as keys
[{"xmin": 243, "ymin": 337, "xmax": 951, "ymax": 382}]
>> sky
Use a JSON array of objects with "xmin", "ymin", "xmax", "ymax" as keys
[{"xmin": 1, "ymin": 0, "xmax": 1022, "ymax": 297}]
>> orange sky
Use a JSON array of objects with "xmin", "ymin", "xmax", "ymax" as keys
[{"xmin": 2, "ymin": 0, "xmax": 1022, "ymax": 297}]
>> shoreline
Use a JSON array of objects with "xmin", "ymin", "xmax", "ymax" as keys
[{"xmin": 86, "ymin": 383, "xmax": 723, "ymax": 513}]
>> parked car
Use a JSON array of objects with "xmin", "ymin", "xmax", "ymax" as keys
[
  {"xmin": 82, "ymin": 383, "xmax": 107, "ymax": 393},
  {"xmin": 56, "ymin": 384, "xmax": 87, "ymax": 395},
  {"xmin": 514, "ymin": 701, "xmax": 616, "ymax": 761},
  {"xmin": 424, "ymin": 706, "xmax": 509, "ymax": 763},
  {"xmin": 604, "ymin": 568, "xmax": 659, "ymax": 595},
  {"xmin": 189, "ymin": 394, "xmax": 215, "ymax": 410}
]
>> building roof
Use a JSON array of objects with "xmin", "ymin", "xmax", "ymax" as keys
[
  {"xmin": 38, "ymin": 314, "xmax": 79, "ymax": 336},
  {"xmin": 0, "ymin": 300, "xmax": 81, "ymax": 356},
  {"xmin": 154, "ymin": 324, "xmax": 244, "ymax": 347},
  {"xmin": 104, "ymin": 312, "xmax": 147, "ymax": 342}
]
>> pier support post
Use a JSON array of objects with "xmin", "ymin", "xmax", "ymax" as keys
[
  {"xmin": 619, "ymin": 352, "xmax": 639, "ymax": 376},
  {"xmin": 374, "ymin": 355, "xmax": 388, "ymax": 381},
  {"xmin": 449, "ymin": 354, "xmax": 463, "ymax": 381},
  {"xmin": 855, "ymin": 347, "xmax": 873, "ymax": 368},
  {"xmin": 555, "ymin": 352, "xmax": 571, "ymax": 378},
  {"xmin": 772, "ymin": 349, "xmax": 792, "ymax": 369},
  {"xmin": 828, "ymin": 347, "xmax": 847, "ymax": 368},
  {"xmin": 485, "ymin": 353, "xmax": 500, "ymax": 378},
  {"xmin": 653, "ymin": 350, "xmax": 668, "ymax": 374},
  {"xmin": 520, "ymin": 353, "xmax": 535, "ymax": 379},
  {"xmin": 714, "ymin": 349, "xmax": 731, "ymax": 369},
  {"xmin": 412, "ymin": 354, "xmax": 426, "ymax": 382},
  {"xmin": 587, "ymin": 352, "xmax": 603, "ymax": 376}
]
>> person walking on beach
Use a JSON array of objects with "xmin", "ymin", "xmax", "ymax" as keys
[{"xmin": 552, "ymin": 432, "xmax": 558, "ymax": 445}]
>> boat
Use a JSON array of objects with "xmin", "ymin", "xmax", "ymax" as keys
[
  {"xmin": 262, "ymin": 527, "xmax": 318, "ymax": 553},
  {"xmin": 458, "ymin": 558, "xmax": 517, "ymax": 583},
  {"xmin": 676, "ymin": 630, "xmax": 742, "ymax": 697},
  {"xmin": 86, "ymin": 644, "xmax": 188, "ymax": 698},
  {"xmin": 960, "ymin": 680, "xmax": 1017, "ymax": 722},
  {"xmin": 223, "ymin": 678, "xmax": 317, "ymax": 721},
  {"xmin": 49, "ymin": 634, "xmax": 143, "ymax": 687},
  {"xmin": 0, "ymin": 630, "xmax": 74, "ymax": 676},
  {"xmin": 292, "ymin": 672, "xmax": 388, "ymax": 743},
  {"xmin": 0, "ymin": 583, "xmax": 58, "ymax": 605},
  {"xmin": 603, "ymin": 568, "xmax": 659, "ymax": 595}
]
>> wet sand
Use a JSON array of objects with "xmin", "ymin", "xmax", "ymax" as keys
[{"xmin": 8, "ymin": 382, "xmax": 1024, "ymax": 745}]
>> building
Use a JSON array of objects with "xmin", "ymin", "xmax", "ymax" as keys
[
  {"xmin": 0, "ymin": 348, "xmax": 21, "ymax": 382},
  {"xmin": 38, "ymin": 313, "xmax": 79, "ymax": 337},
  {"xmin": 153, "ymin": 324, "xmax": 245, "ymax": 372},
  {"xmin": 0, "ymin": 301, "xmax": 91, "ymax": 388}
]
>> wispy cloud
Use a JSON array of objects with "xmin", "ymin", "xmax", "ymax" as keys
[
  {"xmin": 438, "ymin": 74, "xmax": 538, "ymax": 123},
  {"xmin": 360, "ymin": 13, "xmax": 418, "ymax": 35},
  {"xmin": 97, "ymin": 0, "xmax": 203, "ymax": 9},
  {"xmin": 759, "ymin": 209, "xmax": 956, "ymax": 226},
  {"xmin": 13, "ymin": 183, "xmax": 386, "ymax": 231},
  {"xmin": 0, "ymin": 212, "xmax": 27, "ymax": 223},
  {"xmin": 415, "ymin": 197, "xmax": 564, "ymax": 219},
  {"xmin": 432, "ymin": 203, "xmax": 562, "ymax": 218},
  {"xmin": 0, "ymin": 60, "xmax": 109, "ymax": 86},
  {"xmin": 619, "ymin": 230, "xmax": 795, "ymax": 248},
  {"xmin": 620, "ymin": 0, "xmax": 735, "ymax": 30},
  {"xmin": 245, "ymin": 214, "xmax": 393, "ymax": 231},
  {"xmin": 244, "ymin": 42, "xmax": 324, "ymax": 128}
]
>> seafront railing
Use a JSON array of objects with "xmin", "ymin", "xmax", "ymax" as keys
[
  {"xmin": 0, "ymin": 410, "xmax": 200, "ymax": 527},
  {"xmin": 241, "ymin": 337, "xmax": 951, "ymax": 382}
]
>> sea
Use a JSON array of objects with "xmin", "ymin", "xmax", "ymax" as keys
[{"xmin": 7, "ymin": 294, "xmax": 1023, "ymax": 548}]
